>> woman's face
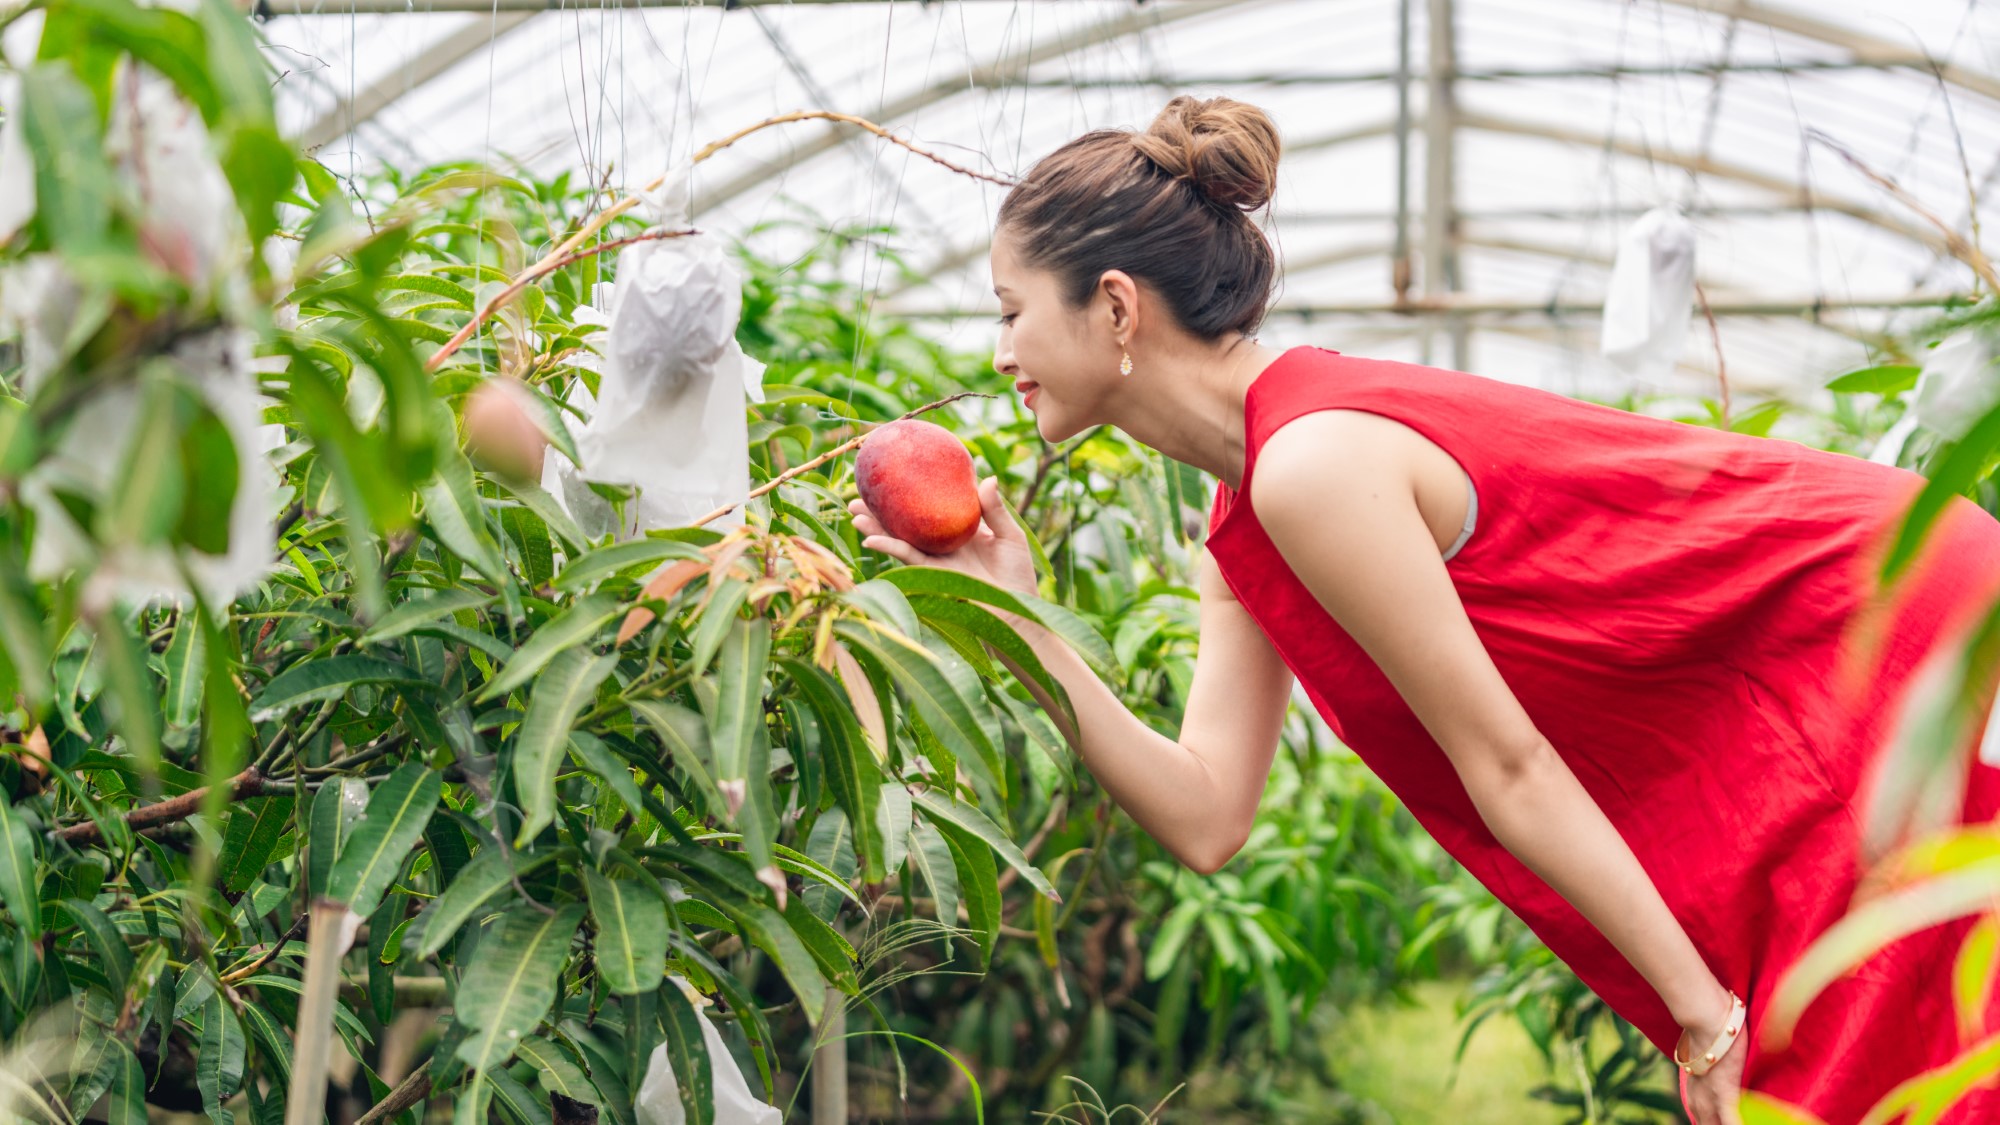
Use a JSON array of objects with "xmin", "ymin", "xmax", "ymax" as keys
[{"xmin": 989, "ymin": 231, "xmax": 1116, "ymax": 443}]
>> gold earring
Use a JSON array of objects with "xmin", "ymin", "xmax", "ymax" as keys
[{"xmin": 1119, "ymin": 350, "xmax": 1133, "ymax": 377}]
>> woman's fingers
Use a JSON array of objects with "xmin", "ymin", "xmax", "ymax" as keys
[{"xmin": 977, "ymin": 476, "xmax": 1023, "ymax": 541}]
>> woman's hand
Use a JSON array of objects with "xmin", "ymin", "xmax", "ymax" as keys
[
  {"xmin": 848, "ymin": 476, "xmax": 1038, "ymax": 597},
  {"xmin": 1678, "ymin": 1008, "xmax": 1749, "ymax": 1125}
]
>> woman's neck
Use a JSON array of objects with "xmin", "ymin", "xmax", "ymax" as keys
[{"xmin": 1108, "ymin": 335, "xmax": 1290, "ymax": 491}]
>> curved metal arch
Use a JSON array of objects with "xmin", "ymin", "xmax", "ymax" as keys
[
  {"xmin": 889, "ymin": 108, "xmax": 1954, "ymax": 302},
  {"xmin": 1658, "ymin": 0, "xmax": 2000, "ymax": 104},
  {"xmin": 689, "ymin": 0, "xmax": 1261, "ymax": 217}
]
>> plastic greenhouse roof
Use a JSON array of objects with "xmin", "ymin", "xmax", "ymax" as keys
[{"xmin": 259, "ymin": 0, "xmax": 2000, "ymax": 411}]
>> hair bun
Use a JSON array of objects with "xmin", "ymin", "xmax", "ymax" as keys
[{"xmin": 1132, "ymin": 95, "xmax": 1281, "ymax": 212}]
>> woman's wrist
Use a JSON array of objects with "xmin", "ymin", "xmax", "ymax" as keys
[{"xmin": 1673, "ymin": 981, "xmax": 1738, "ymax": 1046}]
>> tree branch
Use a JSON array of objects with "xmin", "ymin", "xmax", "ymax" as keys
[
  {"xmin": 355, "ymin": 1058, "xmax": 432, "ymax": 1125},
  {"xmin": 51, "ymin": 768, "xmax": 271, "ymax": 845}
]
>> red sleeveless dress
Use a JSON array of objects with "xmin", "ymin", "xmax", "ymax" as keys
[{"xmin": 1205, "ymin": 346, "xmax": 2000, "ymax": 1123}]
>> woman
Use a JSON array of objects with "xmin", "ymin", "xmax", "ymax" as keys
[{"xmin": 847, "ymin": 95, "xmax": 2000, "ymax": 1125}]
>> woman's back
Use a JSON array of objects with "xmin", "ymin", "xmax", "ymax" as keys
[{"xmin": 1206, "ymin": 345, "xmax": 2000, "ymax": 1122}]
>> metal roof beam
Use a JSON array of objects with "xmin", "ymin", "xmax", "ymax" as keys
[
  {"xmin": 297, "ymin": 12, "xmax": 534, "ymax": 153},
  {"xmin": 688, "ymin": 0, "xmax": 1257, "ymax": 216},
  {"xmin": 883, "ymin": 292, "xmax": 1963, "ymax": 318},
  {"xmin": 1015, "ymin": 58, "xmax": 1957, "ymax": 87},
  {"xmin": 888, "ymin": 110, "xmax": 1957, "ymax": 301},
  {"xmin": 1657, "ymin": 0, "xmax": 2000, "ymax": 103}
]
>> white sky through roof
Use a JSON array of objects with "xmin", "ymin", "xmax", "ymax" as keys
[{"xmin": 259, "ymin": 0, "xmax": 2000, "ymax": 418}]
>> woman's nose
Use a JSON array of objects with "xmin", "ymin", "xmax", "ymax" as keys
[{"xmin": 993, "ymin": 346, "xmax": 1017, "ymax": 377}]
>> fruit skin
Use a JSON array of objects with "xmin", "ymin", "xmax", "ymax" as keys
[
  {"xmin": 854, "ymin": 419, "xmax": 982, "ymax": 555},
  {"xmin": 463, "ymin": 379, "xmax": 546, "ymax": 482}
]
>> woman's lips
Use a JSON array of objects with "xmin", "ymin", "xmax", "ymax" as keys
[{"xmin": 1017, "ymin": 380, "xmax": 1040, "ymax": 407}]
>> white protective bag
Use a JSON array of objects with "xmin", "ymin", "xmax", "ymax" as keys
[
  {"xmin": 1867, "ymin": 329, "xmax": 2000, "ymax": 467},
  {"xmin": 1600, "ymin": 204, "xmax": 1698, "ymax": 392},
  {"xmin": 541, "ymin": 165, "xmax": 766, "ymax": 540},
  {"xmin": 634, "ymin": 976, "xmax": 784, "ymax": 1125}
]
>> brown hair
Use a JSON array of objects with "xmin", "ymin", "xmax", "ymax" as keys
[{"xmin": 997, "ymin": 95, "xmax": 1281, "ymax": 340}]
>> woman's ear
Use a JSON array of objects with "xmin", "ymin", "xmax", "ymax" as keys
[{"xmin": 1098, "ymin": 269, "xmax": 1140, "ymax": 347}]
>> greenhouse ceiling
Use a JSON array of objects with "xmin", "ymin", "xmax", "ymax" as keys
[{"xmin": 258, "ymin": 0, "xmax": 2000, "ymax": 406}]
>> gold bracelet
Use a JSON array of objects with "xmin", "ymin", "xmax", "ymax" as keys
[{"xmin": 1673, "ymin": 989, "xmax": 1746, "ymax": 1077}]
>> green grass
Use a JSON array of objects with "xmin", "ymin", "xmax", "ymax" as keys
[{"xmin": 1320, "ymin": 978, "xmax": 1579, "ymax": 1125}]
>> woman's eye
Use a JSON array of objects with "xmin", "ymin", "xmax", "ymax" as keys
[{"xmin": 996, "ymin": 313, "xmax": 1016, "ymax": 326}]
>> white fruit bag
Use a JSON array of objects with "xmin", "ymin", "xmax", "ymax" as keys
[
  {"xmin": 540, "ymin": 165, "xmax": 766, "ymax": 539},
  {"xmin": 1600, "ymin": 204, "xmax": 1697, "ymax": 390},
  {"xmin": 1868, "ymin": 329, "xmax": 2000, "ymax": 466},
  {"xmin": 20, "ymin": 326, "xmax": 278, "ymax": 607},
  {"xmin": 0, "ymin": 71, "xmax": 33, "ymax": 245},
  {"xmin": 634, "ymin": 977, "xmax": 784, "ymax": 1125}
]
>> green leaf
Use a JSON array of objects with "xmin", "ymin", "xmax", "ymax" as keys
[
  {"xmin": 907, "ymin": 820, "xmax": 960, "ymax": 939},
  {"xmin": 161, "ymin": 617, "xmax": 206, "ymax": 729},
  {"xmin": 707, "ymin": 617, "xmax": 771, "ymax": 807},
  {"xmin": 197, "ymin": 995, "xmax": 246, "ymax": 1120},
  {"xmin": 19, "ymin": 65, "xmax": 110, "ymax": 249},
  {"xmin": 912, "ymin": 594, "xmax": 1077, "ymax": 745},
  {"xmin": 414, "ymin": 846, "xmax": 568, "ymax": 959},
  {"xmin": 381, "ymin": 273, "xmax": 476, "ymax": 308},
  {"xmin": 363, "ymin": 589, "xmax": 494, "ymax": 643},
  {"xmin": 708, "ymin": 896, "xmax": 825, "ymax": 1029},
  {"xmin": 60, "ymin": 899, "xmax": 131, "ymax": 999},
  {"xmin": 454, "ymin": 904, "xmax": 586, "ymax": 1076},
  {"xmin": 1880, "ymin": 397, "xmax": 2000, "ymax": 584},
  {"xmin": 177, "ymin": 397, "xmax": 240, "ymax": 554},
  {"xmin": 834, "ymin": 620, "xmax": 997, "ymax": 793},
  {"xmin": 485, "ymin": 1065, "xmax": 553, "ymax": 1125},
  {"xmin": 102, "ymin": 375, "xmax": 186, "ymax": 547},
  {"xmin": 326, "ymin": 762, "xmax": 442, "ymax": 917},
  {"xmin": 911, "ymin": 788, "xmax": 1057, "ymax": 901},
  {"xmin": 103, "ymin": 1038, "xmax": 145, "ymax": 1125},
  {"xmin": 516, "ymin": 1036, "xmax": 598, "ymax": 1107},
  {"xmin": 583, "ymin": 868, "xmax": 667, "ymax": 995},
  {"xmin": 553, "ymin": 538, "xmax": 705, "ymax": 592},
  {"xmin": 240, "ymin": 1002, "xmax": 293, "ymax": 1087},
  {"xmin": 658, "ymin": 983, "xmax": 715, "ymax": 1125},
  {"xmin": 477, "ymin": 594, "xmax": 619, "ymax": 702},
  {"xmin": 308, "ymin": 778, "xmax": 369, "ymax": 900},
  {"xmin": 499, "ymin": 507, "xmax": 554, "ymax": 588},
  {"xmin": 95, "ymin": 615, "xmax": 162, "ymax": 779},
  {"xmin": 1739, "ymin": 1091, "xmax": 1831, "ymax": 1125},
  {"xmin": 219, "ymin": 795, "xmax": 296, "ymax": 894},
  {"xmin": 1826, "ymin": 363, "xmax": 1921, "ymax": 396},
  {"xmin": 251, "ymin": 654, "xmax": 429, "ymax": 722},
  {"xmin": 420, "ymin": 451, "xmax": 509, "ymax": 584},
  {"xmin": 0, "ymin": 798, "xmax": 41, "ymax": 940},
  {"xmin": 686, "ymin": 577, "xmax": 752, "ymax": 677},
  {"xmin": 495, "ymin": 479, "xmax": 587, "ymax": 555},
  {"xmin": 628, "ymin": 699, "xmax": 726, "ymax": 818},
  {"xmin": 773, "ymin": 658, "xmax": 884, "ymax": 884},
  {"xmin": 932, "ymin": 816, "xmax": 1000, "ymax": 969},
  {"xmin": 511, "ymin": 649, "xmax": 616, "ymax": 846}
]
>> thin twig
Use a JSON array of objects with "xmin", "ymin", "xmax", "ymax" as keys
[
  {"xmin": 1806, "ymin": 127, "xmax": 2000, "ymax": 295},
  {"xmin": 424, "ymin": 228, "xmax": 696, "ymax": 374},
  {"xmin": 218, "ymin": 911, "xmax": 310, "ymax": 985},
  {"xmin": 355, "ymin": 1058, "xmax": 432, "ymax": 1125},
  {"xmin": 51, "ymin": 768, "xmax": 270, "ymax": 845},
  {"xmin": 426, "ymin": 108, "xmax": 1016, "ymax": 375},
  {"xmin": 689, "ymin": 390, "xmax": 997, "ymax": 528}
]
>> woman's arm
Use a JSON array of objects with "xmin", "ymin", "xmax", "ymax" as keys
[
  {"xmin": 986, "ymin": 550, "xmax": 1294, "ymax": 874},
  {"xmin": 849, "ymin": 480, "xmax": 1292, "ymax": 874},
  {"xmin": 1250, "ymin": 412, "xmax": 1736, "ymax": 1046}
]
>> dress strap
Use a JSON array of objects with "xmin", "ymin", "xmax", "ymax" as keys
[{"xmin": 1442, "ymin": 473, "xmax": 1478, "ymax": 562}]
